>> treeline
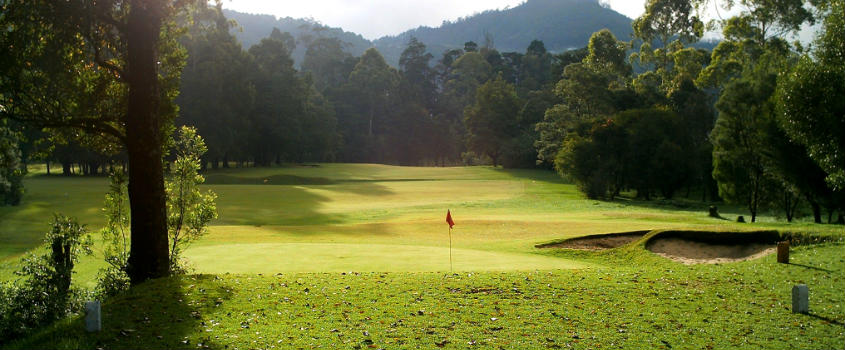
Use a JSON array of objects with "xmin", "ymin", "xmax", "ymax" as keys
[
  {"xmin": 173, "ymin": 3, "xmax": 580, "ymax": 168},
  {"xmin": 6, "ymin": 0, "xmax": 843, "ymax": 224},
  {"xmin": 544, "ymin": 0, "xmax": 844, "ymax": 223}
]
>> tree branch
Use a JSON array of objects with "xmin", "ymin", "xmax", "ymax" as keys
[{"xmin": 94, "ymin": 43, "xmax": 126, "ymax": 80}]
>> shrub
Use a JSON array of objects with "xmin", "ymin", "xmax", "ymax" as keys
[{"xmin": 0, "ymin": 215, "xmax": 92, "ymax": 342}]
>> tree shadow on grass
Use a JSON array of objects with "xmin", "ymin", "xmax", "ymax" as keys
[
  {"xmin": 788, "ymin": 262, "xmax": 834, "ymax": 273},
  {"xmin": 209, "ymin": 178, "xmax": 395, "ymax": 227},
  {"xmin": 492, "ymin": 167, "xmax": 768, "ymax": 223},
  {"xmin": 805, "ymin": 313, "xmax": 844, "ymax": 326},
  {"xmin": 7, "ymin": 275, "xmax": 231, "ymax": 350}
]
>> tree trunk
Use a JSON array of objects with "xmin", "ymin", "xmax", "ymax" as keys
[
  {"xmin": 809, "ymin": 199, "xmax": 821, "ymax": 224},
  {"xmin": 125, "ymin": 0, "xmax": 170, "ymax": 285},
  {"xmin": 46, "ymin": 161, "xmax": 50, "ymax": 175}
]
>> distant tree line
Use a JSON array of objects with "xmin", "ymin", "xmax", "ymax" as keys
[{"xmin": 3, "ymin": 0, "xmax": 843, "ymax": 224}]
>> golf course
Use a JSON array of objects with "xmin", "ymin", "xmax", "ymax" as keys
[{"xmin": 1, "ymin": 164, "xmax": 842, "ymax": 349}]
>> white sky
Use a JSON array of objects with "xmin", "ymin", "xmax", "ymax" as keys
[{"xmin": 221, "ymin": 0, "xmax": 815, "ymax": 42}]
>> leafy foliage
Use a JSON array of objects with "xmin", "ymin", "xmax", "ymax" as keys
[
  {"xmin": 0, "ymin": 215, "xmax": 91, "ymax": 342},
  {"xmin": 0, "ymin": 124, "xmax": 25, "ymax": 205},
  {"xmin": 464, "ymin": 75, "xmax": 521, "ymax": 167},
  {"xmin": 775, "ymin": 0, "xmax": 845, "ymax": 190},
  {"xmin": 555, "ymin": 109, "xmax": 692, "ymax": 200},
  {"xmin": 166, "ymin": 126, "xmax": 218, "ymax": 272}
]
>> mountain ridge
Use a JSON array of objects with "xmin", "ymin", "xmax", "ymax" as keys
[{"xmin": 224, "ymin": 0, "xmax": 634, "ymax": 67}]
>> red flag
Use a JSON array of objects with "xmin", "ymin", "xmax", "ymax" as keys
[{"xmin": 446, "ymin": 209, "xmax": 455, "ymax": 229}]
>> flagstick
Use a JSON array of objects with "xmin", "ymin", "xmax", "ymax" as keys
[{"xmin": 448, "ymin": 226, "xmax": 453, "ymax": 273}]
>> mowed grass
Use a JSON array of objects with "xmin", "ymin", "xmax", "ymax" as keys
[
  {"xmin": 8, "ymin": 243, "xmax": 843, "ymax": 349},
  {"xmin": 2, "ymin": 164, "xmax": 844, "ymax": 349},
  {"xmin": 1, "ymin": 163, "xmax": 842, "ymax": 286}
]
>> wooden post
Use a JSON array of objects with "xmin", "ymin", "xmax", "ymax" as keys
[{"xmin": 777, "ymin": 241, "xmax": 790, "ymax": 264}]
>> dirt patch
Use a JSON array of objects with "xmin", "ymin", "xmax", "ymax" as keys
[
  {"xmin": 536, "ymin": 231, "xmax": 650, "ymax": 251},
  {"xmin": 646, "ymin": 230, "xmax": 780, "ymax": 264}
]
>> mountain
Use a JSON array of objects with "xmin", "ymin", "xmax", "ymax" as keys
[
  {"xmin": 222, "ymin": 9, "xmax": 372, "ymax": 66},
  {"xmin": 223, "ymin": 0, "xmax": 633, "ymax": 67},
  {"xmin": 374, "ymin": 0, "xmax": 633, "ymax": 65}
]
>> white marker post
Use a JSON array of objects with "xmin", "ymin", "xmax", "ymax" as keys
[
  {"xmin": 85, "ymin": 301, "xmax": 101, "ymax": 332},
  {"xmin": 792, "ymin": 285, "xmax": 809, "ymax": 314}
]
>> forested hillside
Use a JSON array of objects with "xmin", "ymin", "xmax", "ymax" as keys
[
  {"xmin": 222, "ymin": 9, "xmax": 371, "ymax": 66},
  {"xmin": 225, "ymin": 0, "xmax": 633, "ymax": 67},
  {"xmin": 375, "ymin": 0, "xmax": 633, "ymax": 66}
]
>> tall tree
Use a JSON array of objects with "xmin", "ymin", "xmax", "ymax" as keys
[
  {"xmin": 464, "ymin": 74, "xmax": 521, "ymax": 167},
  {"xmin": 0, "ymin": 0, "xmax": 189, "ymax": 283},
  {"xmin": 302, "ymin": 37, "xmax": 353, "ymax": 93},
  {"xmin": 776, "ymin": 0, "xmax": 845, "ymax": 191},
  {"xmin": 178, "ymin": 2, "xmax": 254, "ymax": 169},
  {"xmin": 248, "ymin": 28, "xmax": 303, "ymax": 166},
  {"xmin": 536, "ymin": 31, "xmax": 631, "ymax": 167}
]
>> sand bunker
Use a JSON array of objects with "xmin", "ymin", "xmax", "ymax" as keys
[
  {"xmin": 646, "ymin": 231, "xmax": 780, "ymax": 264},
  {"xmin": 537, "ymin": 231, "xmax": 650, "ymax": 251}
]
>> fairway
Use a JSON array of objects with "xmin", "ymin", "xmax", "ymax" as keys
[
  {"xmin": 1, "ymin": 164, "xmax": 840, "ymax": 283},
  {"xmin": 3, "ymin": 165, "xmax": 844, "ymax": 350}
]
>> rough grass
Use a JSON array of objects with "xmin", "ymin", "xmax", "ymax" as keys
[{"xmin": 6, "ymin": 243, "xmax": 843, "ymax": 349}]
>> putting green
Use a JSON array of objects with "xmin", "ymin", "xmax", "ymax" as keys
[{"xmin": 183, "ymin": 243, "xmax": 591, "ymax": 273}]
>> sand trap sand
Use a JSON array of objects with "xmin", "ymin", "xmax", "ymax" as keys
[
  {"xmin": 647, "ymin": 237, "xmax": 775, "ymax": 264},
  {"xmin": 537, "ymin": 231, "xmax": 650, "ymax": 251}
]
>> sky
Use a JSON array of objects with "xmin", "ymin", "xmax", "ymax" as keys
[{"xmin": 221, "ymin": 0, "xmax": 815, "ymax": 42}]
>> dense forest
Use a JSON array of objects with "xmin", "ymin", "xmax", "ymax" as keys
[{"xmin": 2, "ymin": 0, "xmax": 843, "ymax": 224}]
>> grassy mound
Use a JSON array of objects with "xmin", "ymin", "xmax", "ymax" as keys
[{"xmin": 535, "ymin": 230, "xmax": 651, "ymax": 250}]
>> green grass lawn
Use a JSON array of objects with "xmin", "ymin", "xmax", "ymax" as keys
[
  {"xmin": 2, "ymin": 164, "xmax": 842, "ymax": 286},
  {"xmin": 7, "ymin": 243, "xmax": 843, "ymax": 349},
  {"xmin": 1, "ymin": 164, "xmax": 843, "ymax": 348}
]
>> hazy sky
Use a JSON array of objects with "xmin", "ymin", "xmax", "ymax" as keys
[
  {"xmin": 221, "ymin": 0, "xmax": 647, "ymax": 40},
  {"xmin": 221, "ymin": 0, "xmax": 815, "ymax": 42}
]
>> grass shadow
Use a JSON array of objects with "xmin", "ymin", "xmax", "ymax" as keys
[
  {"xmin": 5, "ymin": 275, "xmax": 231, "ymax": 349},
  {"xmin": 788, "ymin": 262, "xmax": 834, "ymax": 273},
  {"xmin": 806, "ymin": 313, "xmax": 844, "ymax": 326}
]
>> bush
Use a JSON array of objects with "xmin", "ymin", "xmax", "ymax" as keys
[{"xmin": 0, "ymin": 215, "xmax": 92, "ymax": 342}]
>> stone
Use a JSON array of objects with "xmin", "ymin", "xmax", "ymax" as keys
[
  {"xmin": 792, "ymin": 285, "xmax": 808, "ymax": 314},
  {"xmin": 777, "ymin": 241, "xmax": 790, "ymax": 264},
  {"xmin": 85, "ymin": 300, "xmax": 101, "ymax": 332}
]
